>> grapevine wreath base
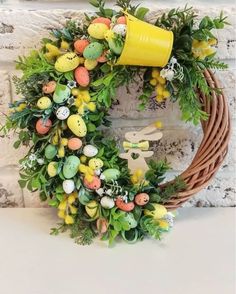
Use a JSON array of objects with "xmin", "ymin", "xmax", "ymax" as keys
[
  {"xmin": 2, "ymin": 1, "xmax": 231, "ymax": 245},
  {"xmin": 164, "ymin": 70, "xmax": 231, "ymax": 209}
]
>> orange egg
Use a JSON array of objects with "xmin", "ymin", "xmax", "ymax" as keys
[
  {"xmin": 84, "ymin": 176, "xmax": 101, "ymax": 190},
  {"xmin": 117, "ymin": 16, "xmax": 126, "ymax": 24},
  {"xmin": 74, "ymin": 39, "xmax": 89, "ymax": 54},
  {"xmin": 74, "ymin": 66, "xmax": 90, "ymax": 87},
  {"xmin": 96, "ymin": 218, "xmax": 108, "ymax": 234},
  {"xmin": 42, "ymin": 81, "xmax": 57, "ymax": 94},
  {"xmin": 36, "ymin": 118, "xmax": 52, "ymax": 135},
  {"xmin": 97, "ymin": 50, "xmax": 108, "ymax": 63},
  {"xmin": 115, "ymin": 197, "xmax": 135, "ymax": 212},
  {"xmin": 134, "ymin": 193, "xmax": 150, "ymax": 206},
  {"xmin": 67, "ymin": 138, "xmax": 82, "ymax": 150},
  {"xmin": 92, "ymin": 17, "xmax": 111, "ymax": 28}
]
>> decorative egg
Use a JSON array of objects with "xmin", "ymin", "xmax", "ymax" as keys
[
  {"xmin": 63, "ymin": 155, "xmax": 80, "ymax": 179},
  {"xmin": 47, "ymin": 161, "xmax": 58, "ymax": 177},
  {"xmin": 67, "ymin": 138, "xmax": 82, "ymax": 150},
  {"xmin": 53, "ymin": 84, "xmax": 71, "ymax": 104},
  {"xmin": 74, "ymin": 39, "xmax": 89, "ymax": 54},
  {"xmin": 112, "ymin": 24, "xmax": 127, "ymax": 36},
  {"xmin": 83, "ymin": 42, "xmax": 103, "ymax": 60},
  {"xmin": 88, "ymin": 23, "xmax": 109, "ymax": 39},
  {"xmin": 42, "ymin": 81, "xmax": 57, "ymax": 94},
  {"xmin": 78, "ymin": 192, "xmax": 92, "ymax": 205},
  {"xmin": 62, "ymin": 179, "xmax": 75, "ymax": 194},
  {"xmin": 117, "ymin": 16, "xmax": 126, "ymax": 24},
  {"xmin": 84, "ymin": 59, "xmax": 98, "ymax": 70},
  {"xmin": 83, "ymin": 145, "xmax": 98, "ymax": 157},
  {"xmin": 97, "ymin": 51, "xmax": 108, "ymax": 63},
  {"xmin": 101, "ymin": 168, "xmax": 120, "ymax": 182},
  {"xmin": 96, "ymin": 218, "xmax": 108, "ymax": 233},
  {"xmin": 92, "ymin": 17, "xmax": 111, "ymax": 28},
  {"xmin": 123, "ymin": 213, "xmax": 138, "ymax": 228},
  {"xmin": 67, "ymin": 114, "xmax": 87, "ymax": 137},
  {"xmin": 85, "ymin": 200, "xmax": 99, "ymax": 219},
  {"xmin": 84, "ymin": 176, "xmax": 101, "ymax": 190},
  {"xmin": 56, "ymin": 106, "xmax": 70, "ymax": 120},
  {"xmin": 74, "ymin": 66, "xmax": 90, "ymax": 87},
  {"xmin": 55, "ymin": 52, "xmax": 80, "ymax": 72},
  {"xmin": 100, "ymin": 196, "xmax": 115, "ymax": 209},
  {"xmin": 88, "ymin": 158, "xmax": 103, "ymax": 170},
  {"xmin": 36, "ymin": 118, "xmax": 52, "ymax": 135},
  {"xmin": 45, "ymin": 144, "xmax": 57, "ymax": 160},
  {"xmin": 104, "ymin": 30, "xmax": 115, "ymax": 41},
  {"xmin": 144, "ymin": 203, "xmax": 168, "ymax": 220},
  {"xmin": 115, "ymin": 197, "xmax": 135, "ymax": 212},
  {"xmin": 108, "ymin": 39, "xmax": 123, "ymax": 55},
  {"xmin": 134, "ymin": 193, "xmax": 150, "ymax": 206},
  {"xmin": 37, "ymin": 96, "xmax": 52, "ymax": 110}
]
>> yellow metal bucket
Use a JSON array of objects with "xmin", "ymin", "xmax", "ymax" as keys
[{"xmin": 116, "ymin": 13, "xmax": 173, "ymax": 67}]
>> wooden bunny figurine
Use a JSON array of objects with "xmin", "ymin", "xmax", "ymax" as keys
[{"xmin": 119, "ymin": 123, "xmax": 163, "ymax": 174}]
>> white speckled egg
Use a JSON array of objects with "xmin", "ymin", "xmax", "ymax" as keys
[
  {"xmin": 100, "ymin": 196, "xmax": 115, "ymax": 209},
  {"xmin": 83, "ymin": 145, "xmax": 98, "ymax": 157},
  {"xmin": 56, "ymin": 106, "xmax": 70, "ymax": 120},
  {"xmin": 112, "ymin": 24, "xmax": 127, "ymax": 36},
  {"xmin": 62, "ymin": 179, "xmax": 75, "ymax": 194}
]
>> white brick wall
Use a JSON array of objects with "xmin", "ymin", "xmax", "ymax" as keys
[{"xmin": 0, "ymin": 0, "xmax": 235, "ymax": 207}]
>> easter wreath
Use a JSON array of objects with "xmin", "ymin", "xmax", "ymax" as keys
[{"xmin": 1, "ymin": 0, "xmax": 231, "ymax": 245}]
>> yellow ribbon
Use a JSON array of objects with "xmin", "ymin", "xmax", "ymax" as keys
[{"xmin": 123, "ymin": 141, "xmax": 149, "ymax": 151}]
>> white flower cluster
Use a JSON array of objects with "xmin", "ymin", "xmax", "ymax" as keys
[
  {"xmin": 20, "ymin": 153, "xmax": 44, "ymax": 170},
  {"xmin": 160, "ymin": 57, "xmax": 184, "ymax": 82}
]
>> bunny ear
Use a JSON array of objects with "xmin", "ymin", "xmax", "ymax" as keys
[{"xmin": 139, "ymin": 124, "xmax": 158, "ymax": 135}]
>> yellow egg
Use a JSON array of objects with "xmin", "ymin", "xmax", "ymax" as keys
[
  {"xmin": 67, "ymin": 114, "xmax": 87, "ymax": 137},
  {"xmin": 144, "ymin": 204, "xmax": 167, "ymax": 220},
  {"xmin": 84, "ymin": 59, "xmax": 98, "ymax": 70},
  {"xmin": 47, "ymin": 161, "xmax": 58, "ymax": 177},
  {"xmin": 85, "ymin": 200, "xmax": 99, "ymax": 219},
  {"xmin": 88, "ymin": 158, "xmax": 104, "ymax": 170},
  {"xmin": 55, "ymin": 52, "xmax": 80, "ymax": 72},
  {"xmin": 88, "ymin": 23, "xmax": 109, "ymax": 39},
  {"xmin": 37, "ymin": 96, "xmax": 52, "ymax": 110}
]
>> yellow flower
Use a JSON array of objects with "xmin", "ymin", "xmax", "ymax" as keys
[
  {"xmin": 151, "ymin": 68, "xmax": 170, "ymax": 103},
  {"xmin": 192, "ymin": 38, "xmax": 216, "ymax": 60},
  {"xmin": 73, "ymin": 89, "xmax": 96, "ymax": 115},
  {"xmin": 154, "ymin": 121, "xmax": 163, "ymax": 129},
  {"xmin": 57, "ymin": 193, "xmax": 78, "ymax": 225},
  {"xmin": 15, "ymin": 103, "xmax": 27, "ymax": 112},
  {"xmin": 79, "ymin": 164, "xmax": 94, "ymax": 182}
]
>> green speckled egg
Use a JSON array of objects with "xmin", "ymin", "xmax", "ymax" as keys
[
  {"xmin": 83, "ymin": 42, "xmax": 103, "ymax": 60},
  {"xmin": 63, "ymin": 155, "xmax": 80, "ymax": 179},
  {"xmin": 53, "ymin": 84, "xmax": 71, "ymax": 104},
  {"xmin": 45, "ymin": 144, "xmax": 57, "ymax": 160},
  {"xmin": 101, "ymin": 168, "xmax": 120, "ymax": 182},
  {"xmin": 55, "ymin": 52, "xmax": 80, "ymax": 72}
]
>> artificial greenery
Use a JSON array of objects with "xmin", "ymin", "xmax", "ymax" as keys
[{"xmin": 1, "ymin": 0, "xmax": 227, "ymax": 245}]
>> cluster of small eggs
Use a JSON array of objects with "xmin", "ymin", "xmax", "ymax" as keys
[
  {"xmin": 192, "ymin": 38, "xmax": 217, "ymax": 60},
  {"xmin": 150, "ymin": 68, "xmax": 171, "ymax": 103}
]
